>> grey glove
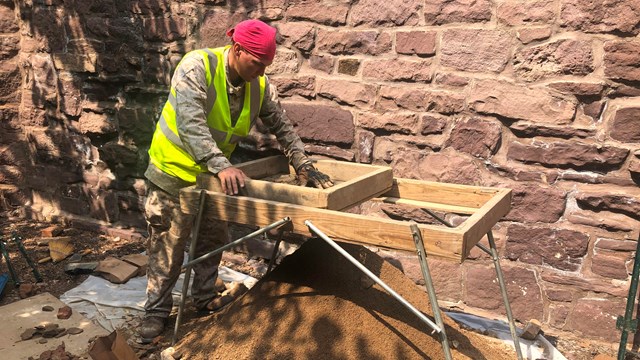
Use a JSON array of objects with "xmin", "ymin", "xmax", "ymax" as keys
[{"xmin": 296, "ymin": 163, "xmax": 334, "ymax": 189}]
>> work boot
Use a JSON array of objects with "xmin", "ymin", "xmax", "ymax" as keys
[{"xmin": 138, "ymin": 316, "xmax": 167, "ymax": 343}]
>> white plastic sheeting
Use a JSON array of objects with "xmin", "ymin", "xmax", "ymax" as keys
[
  {"xmin": 60, "ymin": 266, "xmax": 257, "ymax": 332},
  {"xmin": 445, "ymin": 311, "xmax": 567, "ymax": 360}
]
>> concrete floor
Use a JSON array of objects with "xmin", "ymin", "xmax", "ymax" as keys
[{"xmin": 0, "ymin": 292, "xmax": 108, "ymax": 359}]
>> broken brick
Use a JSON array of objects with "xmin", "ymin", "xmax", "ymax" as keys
[
  {"xmin": 40, "ymin": 226, "xmax": 63, "ymax": 237},
  {"xmin": 19, "ymin": 283, "xmax": 37, "ymax": 299},
  {"xmin": 57, "ymin": 305, "xmax": 72, "ymax": 319}
]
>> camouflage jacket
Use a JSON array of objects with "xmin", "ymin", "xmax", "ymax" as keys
[{"xmin": 145, "ymin": 47, "xmax": 308, "ymax": 196}]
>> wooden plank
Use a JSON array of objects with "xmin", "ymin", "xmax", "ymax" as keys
[
  {"xmin": 382, "ymin": 178, "xmax": 503, "ymax": 209},
  {"xmin": 196, "ymin": 156, "xmax": 394, "ymax": 210},
  {"xmin": 313, "ymin": 159, "xmax": 387, "ymax": 182},
  {"xmin": 371, "ymin": 197, "xmax": 478, "ymax": 215},
  {"xmin": 459, "ymin": 188, "xmax": 512, "ymax": 259},
  {"xmin": 235, "ymin": 155, "xmax": 290, "ymax": 178},
  {"xmin": 180, "ymin": 187, "xmax": 465, "ymax": 261},
  {"xmin": 197, "ymin": 174, "xmax": 327, "ymax": 207},
  {"xmin": 326, "ymin": 167, "xmax": 393, "ymax": 210}
]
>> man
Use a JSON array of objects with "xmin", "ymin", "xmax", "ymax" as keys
[{"xmin": 138, "ymin": 19, "xmax": 333, "ymax": 342}]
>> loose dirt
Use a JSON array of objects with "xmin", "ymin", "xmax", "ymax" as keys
[{"xmin": 176, "ymin": 238, "xmax": 516, "ymax": 359}]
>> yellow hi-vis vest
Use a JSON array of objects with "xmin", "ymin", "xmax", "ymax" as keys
[{"xmin": 148, "ymin": 46, "xmax": 266, "ymax": 183}]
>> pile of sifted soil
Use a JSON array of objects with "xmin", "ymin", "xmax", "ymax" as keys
[{"xmin": 177, "ymin": 238, "xmax": 516, "ymax": 359}]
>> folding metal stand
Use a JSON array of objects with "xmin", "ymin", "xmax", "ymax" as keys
[
  {"xmin": 305, "ymin": 220, "xmax": 453, "ymax": 360},
  {"xmin": 171, "ymin": 190, "xmax": 292, "ymax": 345},
  {"xmin": 307, "ymin": 216, "xmax": 523, "ymax": 360},
  {"xmin": 173, "ymin": 187, "xmax": 521, "ymax": 359},
  {"xmin": 421, "ymin": 208, "xmax": 523, "ymax": 360}
]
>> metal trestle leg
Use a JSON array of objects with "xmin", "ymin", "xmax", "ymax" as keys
[
  {"xmin": 305, "ymin": 220, "xmax": 447, "ymax": 355},
  {"xmin": 421, "ymin": 208, "xmax": 523, "ymax": 360},
  {"xmin": 171, "ymin": 189, "xmax": 292, "ymax": 344}
]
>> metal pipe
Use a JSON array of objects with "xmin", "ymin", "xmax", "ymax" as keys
[
  {"xmin": 476, "ymin": 243, "xmax": 491, "ymax": 255},
  {"xmin": 182, "ymin": 217, "xmax": 291, "ymax": 269},
  {"xmin": 410, "ymin": 224, "xmax": 453, "ymax": 360},
  {"xmin": 172, "ymin": 189, "xmax": 207, "ymax": 345},
  {"xmin": 423, "ymin": 206, "xmax": 523, "ymax": 359},
  {"xmin": 487, "ymin": 231, "xmax": 523, "ymax": 360},
  {"xmin": 305, "ymin": 220, "xmax": 442, "ymax": 334},
  {"xmin": 421, "ymin": 208, "xmax": 454, "ymax": 228},
  {"xmin": 266, "ymin": 229, "xmax": 285, "ymax": 275},
  {"xmin": 617, "ymin": 233, "xmax": 640, "ymax": 360},
  {"xmin": 12, "ymin": 232, "xmax": 43, "ymax": 283},
  {"xmin": 0, "ymin": 240, "xmax": 19, "ymax": 285}
]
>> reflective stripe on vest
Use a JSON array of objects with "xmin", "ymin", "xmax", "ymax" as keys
[{"xmin": 149, "ymin": 46, "xmax": 266, "ymax": 183}]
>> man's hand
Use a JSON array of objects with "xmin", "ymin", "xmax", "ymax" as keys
[
  {"xmin": 296, "ymin": 163, "xmax": 334, "ymax": 189},
  {"xmin": 217, "ymin": 167, "xmax": 249, "ymax": 195}
]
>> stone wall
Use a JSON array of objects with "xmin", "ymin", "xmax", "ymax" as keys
[{"xmin": 1, "ymin": 0, "xmax": 639, "ymax": 346}]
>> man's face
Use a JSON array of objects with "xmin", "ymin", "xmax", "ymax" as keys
[{"xmin": 234, "ymin": 44, "xmax": 271, "ymax": 82}]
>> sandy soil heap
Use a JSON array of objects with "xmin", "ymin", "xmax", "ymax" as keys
[{"xmin": 177, "ymin": 238, "xmax": 516, "ymax": 359}]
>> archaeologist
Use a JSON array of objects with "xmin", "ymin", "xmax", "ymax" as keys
[{"xmin": 138, "ymin": 19, "xmax": 334, "ymax": 342}]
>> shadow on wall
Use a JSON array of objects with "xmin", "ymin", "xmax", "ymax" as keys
[
  {"xmin": 5, "ymin": 0, "xmax": 284, "ymax": 227},
  {"xmin": 2, "ymin": 0, "xmax": 245, "ymax": 227}
]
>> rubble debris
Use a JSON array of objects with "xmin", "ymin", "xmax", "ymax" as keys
[
  {"xmin": 34, "ymin": 342, "xmax": 81, "ymax": 360},
  {"xmin": 67, "ymin": 253, "xmax": 83, "ymax": 262},
  {"xmin": 42, "ymin": 323, "xmax": 62, "ymax": 338},
  {"xmin": 161, "ymin": 346, "xmax": 178, "ymax": 360},
  {"xmin": 121, "ymin": 253, "xmax": 149, "ymax": 277},
  {"xmin": 37, "ymin": 236, "xmax": 72, "ymax": 246},
  {"xmin": 206, "ymin": 293, "xmax": 234, "ymax": 312},
  {"xmin": 19, "ymin": 283, "xmax": 37, "ymax": 298},
  {"xmin": 20, "ymin": 322, "xmax": 88, "ymax": 344},
  {"xmin": 67, "ymin": 327, "xmax": 83, "ymax": 335},
  {"xmin": 520, "ymin": 319, "xmax": 542, "ymax": 340},
  {"xmin": 57, "ymin": 305, "xmax": 72, "ymax": 319},
  {"xmin": 64, "ymin": 261, "xmax": 99, "ymax": 275},
  {"xmin": 40, "ymin": 226, "xmax": 63, "ymax": 238},
  {"xmin": 227, "ymin": 282, "xmax": 248, "ymax": 298},
  {"xmin": 214, "ymin": 277, "xmax": 226, "ymax": 292},
  {"xmin": 94, "ymin": 257, "xmax": 139, "ymax": 284},
  {"xmin": 49, "ymin": 238, "xmax": 74, "ymax": 263},
  {"xmin": 20, "ymin": 328, "xmax": 38, "ymax": 340}
]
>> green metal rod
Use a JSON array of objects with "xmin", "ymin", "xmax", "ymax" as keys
[
  {"xmin": 0, "ymin": 240, "xmax": 19, "ymax": 285},
  {"xmin": 422, "ymin": 207, "xmax": 523, "ymax": 359},
  {"xmin": 410, "ymin": 223, "xmax": 453, "ymax": 360},
  {"xmin": 172, "ymin": 189, "xmax": 207, "ymax": 346},
  {"xmin": 618, "ymin": 234, "xmax": 640, "ymax": 360},
  {"xmin": 12, "ymin": 232, "xmax": 43, "ymax": 283},
  {"xmin": 487, "ymin": 231, "xmax": 523, "ymax": 360}
]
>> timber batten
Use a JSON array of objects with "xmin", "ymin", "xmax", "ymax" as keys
[{"xmin": 182, "ymin": 156, "xmax": 512, "ymax": 262}]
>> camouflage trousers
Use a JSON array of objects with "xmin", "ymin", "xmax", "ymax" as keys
[{"xmin": 144, "ymin": 183, "xmax": 228, "ymax": 317}]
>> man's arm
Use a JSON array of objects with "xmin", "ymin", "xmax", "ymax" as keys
[
  {"xmin": 173, "ymin": 56, "xmax": 245, "ymax": 194},
  {"xmin": 259, "ymin": 80, "xmax": 333, "ymax": 189}
]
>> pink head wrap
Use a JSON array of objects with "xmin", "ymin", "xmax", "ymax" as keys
[{"xmin": 226, "ymin": 20, "xmax": 277, "ymax": 63}]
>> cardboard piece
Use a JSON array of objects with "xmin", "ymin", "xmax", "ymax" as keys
[
  {"xmin": 89, "ymin": 330, "xmax": 139, "ymax": 360},
  {"xmin": 94, "ymin": 257, "xmax": 139, "ymax": 284}
]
